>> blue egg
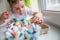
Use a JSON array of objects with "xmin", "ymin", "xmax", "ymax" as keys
[
  {"xmin": 13, "ymin": 18, "xmax": 18, "ymax": 22},
  {"xmin": 26, "ymin": 30, "xmax": 32, "ymax": 35}
]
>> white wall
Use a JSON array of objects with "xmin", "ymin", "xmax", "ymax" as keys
[
  {"xmin": 0, "ymin": 0, "xmax": 9, "ymax": 14},
  {"xmin": 30, "ymin": 0, "xmax": 39, "ymax": 12},
  {"xmin": 39, "ymin": 24, "xmax": 60, "ymax": 40}
]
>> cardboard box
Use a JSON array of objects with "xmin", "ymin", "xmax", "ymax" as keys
[{"xmin": 40, "ymin": 23, "xmax": 49, "ymax": 35}]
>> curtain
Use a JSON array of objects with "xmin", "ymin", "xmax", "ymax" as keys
[{"xmin": 38, "ymin": 0, "xmax": 46, "ymax": 12}]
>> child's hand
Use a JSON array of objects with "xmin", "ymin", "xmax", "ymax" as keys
[
  {"xmin": 0, "ymin": 11, "xmax": 9, "ymax": 21},
  {"xmin": 0, "ymin": 11, "xmax": 9, "ymax": 24},
  {"xmin": 31, "ymin": 12, "xmax": 43, "ymax": 24}
]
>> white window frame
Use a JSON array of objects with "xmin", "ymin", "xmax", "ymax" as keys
[{"xmin": 46, "ymin": 0, "xmax": 60, "ymax": 10}]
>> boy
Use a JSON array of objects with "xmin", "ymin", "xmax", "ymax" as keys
[
  {"xmin": 0, "ymin": 0, "xmax": 43, "ymax": 25},
  {"xmin": 0, "ymin": 0, "xmax": 43, "ymax": 40}
]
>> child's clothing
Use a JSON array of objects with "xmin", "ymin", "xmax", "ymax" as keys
[{"xmin": 5, "ymin": 7, "xmax": 33, "ymax": 22}]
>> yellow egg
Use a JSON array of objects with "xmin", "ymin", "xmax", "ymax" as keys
[{"xmin": 16, "ymin": 22, "xmax": 20, "ymax": 25}]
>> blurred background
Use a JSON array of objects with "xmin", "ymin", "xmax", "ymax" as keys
[{"xmin": 0, "ymin": 0, "xmax": 60, "ymax": 40}]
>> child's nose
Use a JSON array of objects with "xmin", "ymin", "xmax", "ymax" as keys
[{"xmin": 19, "ymin": 8, "xmax": 22, "ymax": 12}]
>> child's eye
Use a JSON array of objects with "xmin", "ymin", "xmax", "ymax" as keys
[
  {"xmin": 16, "ymin": 8, "xmax": 20, "ymax": 10},
  {"xmin": 21, "ymin": 5, "xmax": 24, "ymax": 8}
]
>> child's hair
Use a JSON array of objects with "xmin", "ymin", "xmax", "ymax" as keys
[{"xmin": 7, "ymin": 0, "xmax": 23, "ymax": 6}]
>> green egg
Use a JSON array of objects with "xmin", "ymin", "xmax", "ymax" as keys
[
  {"xmin": 24, "ymin": 20, "xmax": 28, "ymax": 23},
  {"xmin": 9, "ymin": 36, "xmax": 14, "ymax": 40}
]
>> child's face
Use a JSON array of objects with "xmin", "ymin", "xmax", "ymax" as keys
[{"xmin": 11, "ymin": 1, "xmax": 25, "ymax": 15}]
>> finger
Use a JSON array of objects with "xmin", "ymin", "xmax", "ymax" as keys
[
  {"xmin": 32, "ymin": 17, "xmax": 37, "ymax": 23},
  {"xmin": 32, "ymin": 19, "xmax": 36, "ymax": 23},
  {"xmin": 36, "ymin": 20, "xmax": 42, "ymax": 24},
  {"xmin": 38, "ymin": 20, "xmax": 42, "ymax": 24},
  {"xmin": 34, "ymin": 16, "xmax": 37, "ymax": 20}
]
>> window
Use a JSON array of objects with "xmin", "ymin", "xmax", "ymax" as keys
[
  {"xmin": 46, "ymin": 0, "xmax": 60, "ymax": 11},
  {"xmin": 38, "ymin": 0, "xmax": 60, "ymax": 11}
]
